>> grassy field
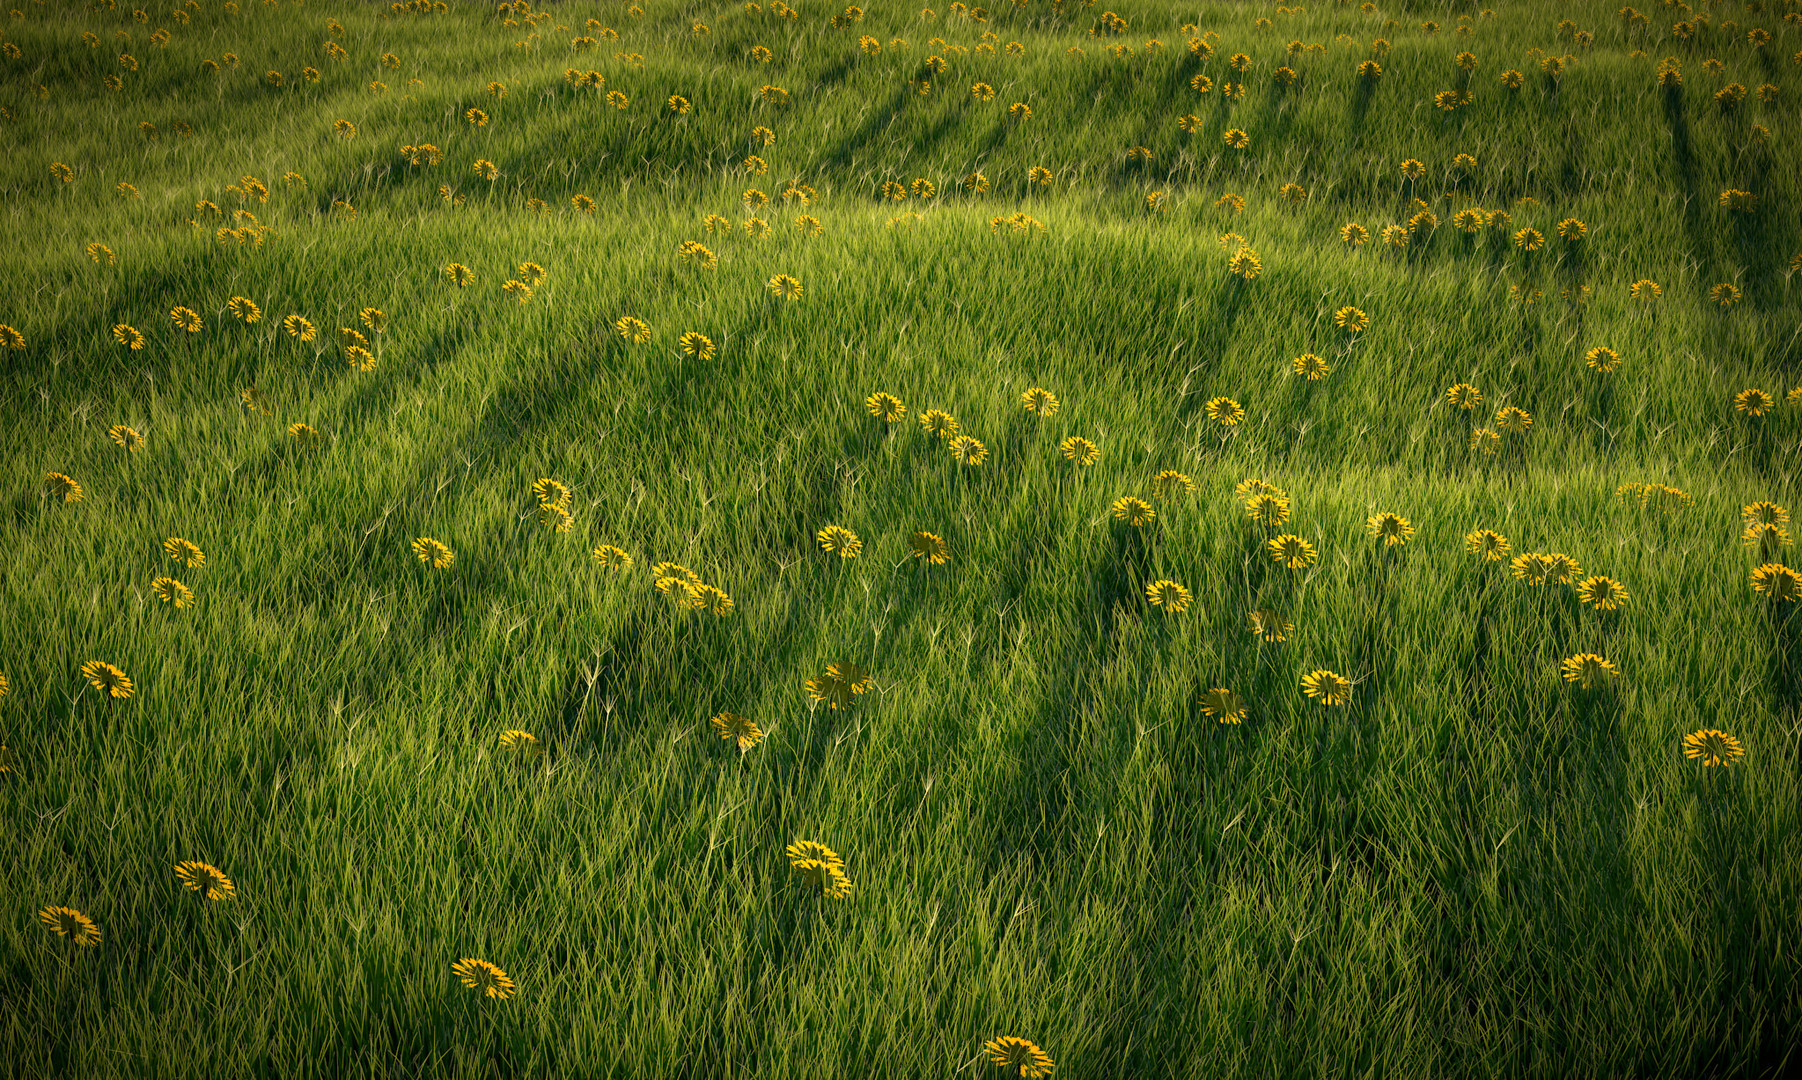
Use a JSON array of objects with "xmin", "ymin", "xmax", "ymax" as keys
[{"xmin": 2, "ymin": 0, "xmax": 1801, "ymax": 1076}]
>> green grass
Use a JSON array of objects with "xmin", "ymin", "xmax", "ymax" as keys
[{"xmin": 2, "ymin": 0, "xmax": 1801, "ymax": 1076}]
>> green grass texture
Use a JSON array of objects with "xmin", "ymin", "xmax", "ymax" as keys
[{"xmin": 2, "ymin": 0, "xmax": 1800, "ymax": 1076}]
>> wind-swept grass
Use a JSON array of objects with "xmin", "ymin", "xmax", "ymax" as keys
[{"xmin": 1, "ymin": 1, "xmax": 1799, "ymax": 1077}]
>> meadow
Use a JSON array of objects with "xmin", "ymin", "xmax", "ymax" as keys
[{"xmin": 1, "ymin": 0, "xmax": 1800, "ymax": 1076}]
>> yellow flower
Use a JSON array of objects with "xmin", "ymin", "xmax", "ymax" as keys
[
  {"xmin": 679, "ymin": 332, "xmax": 716, "ymax": 360},
  {"xmin": 1751, "ymin": 562, "xmax": 1802, "ymax": 601},
  {"xmin": 281, "ymin": 314, "xmax": 317, "ymax": 341},
  {"xmin": 1199, "ymin": 687, "xmax": 1247, "ymax": 722},
  {"xmin": 157, "ymin": 538, "xmax": 205, "ymax": 570},
  {"xmin": 1682, "ymin": 728, "xmax": 1746, "ymax": 767},
  {"xmin": 1222, "ymin": 127, "xmax": 1250, "ymax": 149},
  {"xmin": 615, "ymin": 315, "xmax": 652, "ymax": 343},
  {"xmin": 1245, "ymin": 492, "xmax": 1289, "ymax": 527},
  {"xmin": 1144, "ymin": 579, "xmax": 1193, "ymax": 612},
  {"xmin": 1576, "ymin": 576, "xmax": 1630, "ymax": 610},
  {"xmin": 1710, "ymin": 283, "xmax": 1744, "ymax": 308},
  {"xmin": 919, "ymin": 409, "xmax": 959, "ymax": 439},
  {"xmin": 1247, "ymin": 608, "xmax": 1292, "ymax": 643},
  {"xmin": 1151, "ymin": 470, "xmax": 1195, "ymax": 502},
  {"xmin": 711, "ymin": 712, "xmax": 764, "ymax": 752},
  {"xmin": 1340, "ymin": 222, "xmax": 1369, "ymax": 245},
  {"xmin": 591, "ymin": 545, "xmax": 633, "ymax": 573},
  {"xmin": 1559, "ymin": 653, "xmax": 1620, "ymax": 690},
  {"xmin": 1495, "ymin": 406, "xmax": 1532, "ymax": 433},
  {"xmin": 1101, "ymin": 495, "xmax": 1152, "ymax": 527},
  {"xmin": 108, "ymin": 424, "xmax": 145, "ymax": 452},
  {"xmin": 948, "ymin": 435, "xmax": 989, "ymax": 466},
  {"xmin": 412, "ymin": 537, "xmax": 455, "ymax": 569},
  {"xmin": 1334, "ymin": 306, "xmax": 1369, "ymax": 332},
  {"xmin": 1584, "ymin": 347, "xmax": 1622, "ymax": 373},
  {"xmin": 1365, "ymin": 512, "xmax": 1414, "ymax": 546},
  {"xmin": 768, "ymin": 274, "xmax": 803, "ymax": 300},
  {"xmin": 112, "ymin": 323, "xmax": 145, "ymax": 349},
  {"xmin": 804, "ymin": 663, "xmax": 873, "ymax": 712},
  {"xmin": 450, "ymin": 959, "xmax": 517, "ymax": 1000},
  {"xmin": 1292, "ymin": 353, "xmax": 1330, "ymax": 379},
  {"xmin": 43, "ymin": 472, "xmax": 83, "ymax": 503},
  {"xmin": 817, "ymin": 525, "xmax": 862, "ymax": 558},
  {"xmin": 1060, "ymin": 435, "xmax": 1099, "ymax": 466},
  {"xmin": 909, "ymin": 531, "xmax": 950, "ymax": 565},
  {"xmin": 1735, "ymin": 388, "xmax": 1774, "ymax": 417},
  {"xmin": 1446, "ymin": 383, "xmax": 1482, "ymax": 410},
  {"xmin": 151, "ymin": 576, "xmax": 194, "ymax": 608},
  {"xmin": 1205, "ymin": 397, "xmax": 1245, "ymax": 425},
  {"xmin": 1464, "ymin": 529, "xmax": 1510, "ymax": 561},
  {"xmin": 81, "ymin": 660, "xmax": 134, "ymax": 699},
  {"xmin": 536, "ymin": 503, "xmax": 573, "ymax": 532},
  {"xmin": 983, "ymin": 1037, "xmax": 1055, "ymax": 1079},
  {"xmin": 1301, "ymin": 669, "xmax": 1351, "ymax": 706},
  {"xmin": 39, "ymin": 906, "xmax": 103, "ymax": 947},
  {"xmin": 1020, "ymin": 387, "xmax": 1059, "ymax": 416},
  {"xmin": 1269, "ymin": 534, "xmax": 1317, "ymax": 569},
  {"xmin": 865, "ymin": 392, "xmax": 906, "ymax": 422},
  {"xmin": 174, "ymin": 860, "xmax": 235, "ymax": 900}
]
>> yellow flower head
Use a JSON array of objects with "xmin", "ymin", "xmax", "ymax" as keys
[
  {"xmin": 1559, "ymin": 653, "xmax": 1620, "ymax": 689},
  {"xmin": 983, "ymin": 1037, "xmax": 1055, "ymax": 1079},
  {"xmin": 81, "ymin": 660, "xmax": 134, "ymax": 699},
  {"xmin": 865, "ymin": 391, "xmax": 906, "ymax": 422},
  {"xmin": 1247, "ymin": 608, "xmax": 1292, "ymax": 643},
  {"xmin": 1365, "ymin": 512, "xmax": 1414, "ymax": 546},
  {"xmin": 39, "ymin": 906, "xmax": 102, "ymax": 947},
  {"xmin": 1269, "ymin": 534, "xmax": 1317, "ymax": 569},
  {"xmin": 1245, "ymin": 492, "xmax": 1289, "ymax": 527},
  {"xmin": 1205, "ymin": 397, "xmax": 1245, "ymax": 425},
  {"xmin": 1734, "ymin": 388, "xmax": 1774, "ymax": 417},
  {"xmin": 1751, "ymin": 562, "xmax": 1802, "ymax": 602},
  {"xmin": 909, "ymin": 531, "xmax": 950, "ymax": 565},
  {"xmin": 919, "ymin": 409, "xmax": 959, "ymax": 439},
  {"xmin": 450, "ymin": 959, "xmax": 517, "ymax": 1000},
  {"xmin": 1584, "ymin": 347, "xmax": 1622, "ymax": 373},
  {"xmin": 411, "ymin": 537, "xmax": 455, "ymax": 569},
  {"xmin": 817, "ymin": 525, "xmax": 862, "ymax": 558},
  {"xmin": 711, "ymin": 712, "xmax": 764, "ymax": 752},
  {"xmin": 1464, "ymin": 529, "xmax": 1510, "ymax": 561},
  {"xmin": 1292, "ymin": 353, "xmax": 1330, "ymax": 379},
  {"xmin": 43, "ymin": 472, "xmax": 83, "ymax": 503},
  {"xmin": 591, "ymin": 545, "xmax": 633, "ymax": 573},
  {"xmin": 1301, "ymin": 669, "xmax": 1351, "ymax": 706},
  {"xmin": 1019, "ymin": 387, "xmax": 1059, "ymax": 416},
  {"xmin": 1576, "ymin": 575, "xmax": 1630, "ymax": 610},
  {"xmin": 1060, "ymin": 435, "xmax": 1099, "ymax": 466},
  {"xmin": 1682, "ymin": 728, "xmax": 1746, "ymax": 767},
  {"xmin": 151, "ymin": 576, "xmax": 194, "ymax": 608},
  {"xmin": 1199, "ymin": 687, "xmax": 1247, "ymax": 723},
  {"xmin": 948, "ymin": 435, "xmax": 989, "ymax": 466},
  {"xmin": 1145, "ymin": 579, "xmax": 1193, "ymax": 612},
  {"xmin": 1111, "ymin": 496, "xmax": 1156, "ymax": 527},
  {"xmin": 679, "ymin": 332, "xmax": 716, "ymax": 360},
  {"xmin": 174, "ymin": 860, "xmax": 235, "ymax": 900}
]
